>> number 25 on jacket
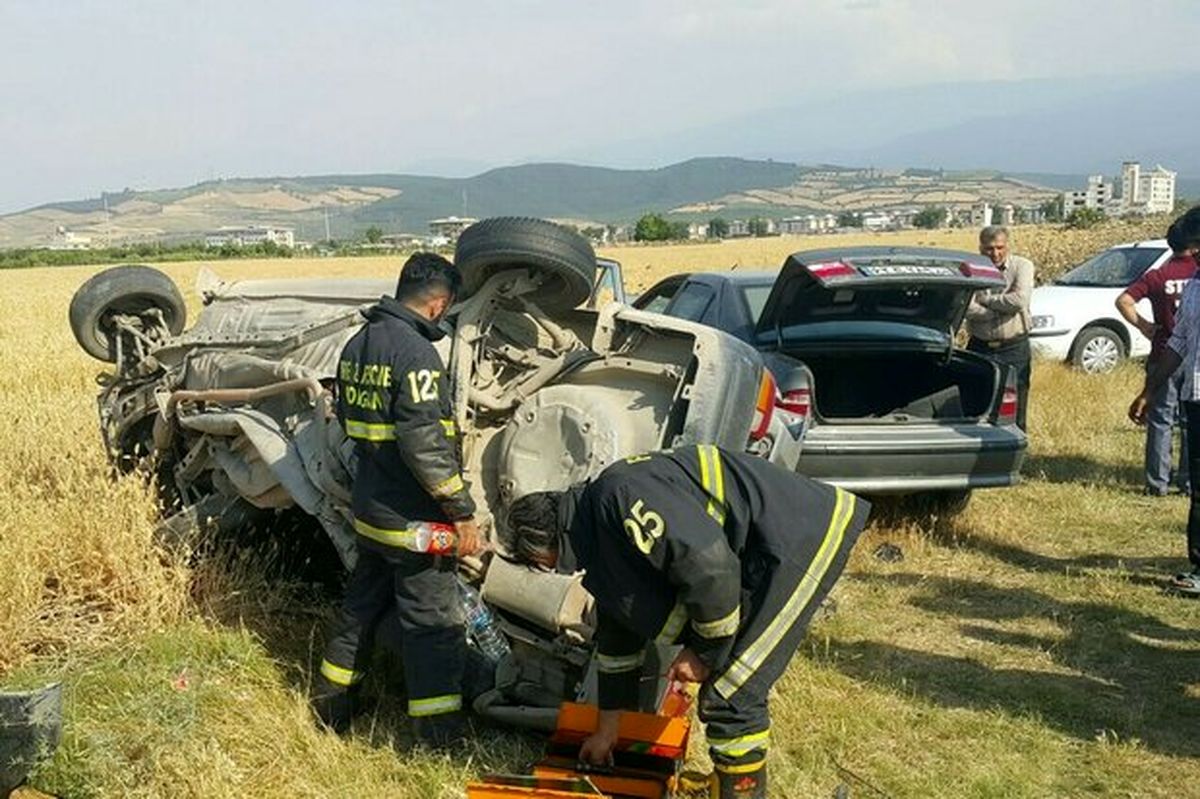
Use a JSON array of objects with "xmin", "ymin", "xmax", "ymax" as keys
[{"xmin": 624, "ymin": 499, "xmax": 666, "ymax": 555}]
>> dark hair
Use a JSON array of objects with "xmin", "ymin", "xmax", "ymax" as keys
[
  {"xmin": 1167, "ymin": 221, "xmax": 1187, "ymax": 254},
  {"xmin": 396, "ymin": 252, "xmax": 462, "ymax": 303},
  {"xmin": 502, "ymin": 491, "xmax": 565, "ymax": 567},
  {"xmin": 1172, "ymin": 206, "xmax": 1200, "ymax": 253}
]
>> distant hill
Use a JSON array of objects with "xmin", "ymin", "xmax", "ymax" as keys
[
  {"xmin": 0, "ymin": 156, "xmax": 1183, "ymax": 250},
  {"xmin": 0, "ymin": 158, "xmax": 813, "ymax": 248}
]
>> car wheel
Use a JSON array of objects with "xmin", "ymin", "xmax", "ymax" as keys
[
  {"xmin": 68, "ymin": 265, "xmax": 186, "ymax": 362},
  {"xmin": 455, "ymin": 217, "xmax": 596, "ymax": 311},
  {"xmin": 1070, "ymin": 326, "xmax": 1125, "ymax": 374}
]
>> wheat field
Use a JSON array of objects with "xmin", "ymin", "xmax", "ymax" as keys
[{"xmin": 3, "ymin": 219, "xmax": 1198, "ymax": 797}]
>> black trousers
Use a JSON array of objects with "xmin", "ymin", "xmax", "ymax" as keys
[
  {"xmin": 1183, "ymin": 402, "xmax": 1200, "ymax": 571},
  {"xmin": 968, "ymin": 336, "xmax": 1032, "ymax": 431},
  {"xmin": 698, "ymin": 490, "xmax": 870, "ymax": 766},
  {"xmin": 317, "ymin": 540, "xmax": 465, "ymax": 721}
]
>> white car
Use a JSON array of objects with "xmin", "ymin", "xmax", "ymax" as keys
[{"xmin": 1030, "ymin": 239, "xmax": 1170, "ymax": 373}]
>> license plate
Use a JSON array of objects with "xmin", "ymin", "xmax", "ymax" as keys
[{"xmin": 858, "ymin": 264, "xmax": 956, "ymax": 277}]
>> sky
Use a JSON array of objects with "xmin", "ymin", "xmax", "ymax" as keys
[{"xmin": 1, "ymin": 0, "xmax": 1198, "ymax": 213}]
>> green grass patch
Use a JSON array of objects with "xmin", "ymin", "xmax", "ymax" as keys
[{"xmin": 4, "ymin": 362, "xmax": 1200, "ymax": 797}]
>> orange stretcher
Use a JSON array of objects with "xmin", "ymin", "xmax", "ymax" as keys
[{"xmin": 467, "ymin": 684, "xmax": 694, "ymax": 799}]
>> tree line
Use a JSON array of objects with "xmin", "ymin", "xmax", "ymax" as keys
[{"xmin": 0, "ymin": 240, "xmax": 296, "ymax": 269}]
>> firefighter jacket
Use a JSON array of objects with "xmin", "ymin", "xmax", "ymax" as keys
[
  {"xmin": 336, "ymin": 297, "xmax": 475, "ymax": 548},
  {"xmin": 560, "ymin": 445, "xmax": 864, "ymax": 710}
]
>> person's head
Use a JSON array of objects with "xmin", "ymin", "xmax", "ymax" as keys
[
  {"xmin": 502, "ymin": 491, "xmax": 568, "ymax": 570},
  {"xmin": 1166, "ymin": 221, "xmax": 1191, "ymax": 256},
  {"xmin": 979, "ymin": 225, "xmax": 1009, "ymax": 266},
  {"xmin": 395, "ymin": 252, "xmax": 462, "ymax": 322},
  {"xmin": 1169, "ymin": 206, "xmax": 1200, "ymax": 259}
]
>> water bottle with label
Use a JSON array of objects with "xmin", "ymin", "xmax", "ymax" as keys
[
  {"xmin": 411, "ymin": 521, "xmax": 457, "ymax": 554},
  {"xmin": 458, "ymin": 581, "xmax": 511, "ymax": 664}
]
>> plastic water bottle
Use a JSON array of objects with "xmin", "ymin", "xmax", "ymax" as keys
[
  {"xmin": 458, "ymin": 582, "xmax": 511, "ymax": 664},
  {"xmin": 411, "ymin": 521, "xmax": 457, "ymax": 555}
]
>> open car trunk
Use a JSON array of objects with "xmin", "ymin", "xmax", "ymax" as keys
[
  {"xmin": 754, "ymin": 247, "xmax": 1009, "ymax": 423},
  {"xmin": 798, "ymin": 351, "xmax": 999, "ymax": 422}
]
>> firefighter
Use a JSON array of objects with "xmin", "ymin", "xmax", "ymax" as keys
[
  {"xmin": 312, "ymin": 252, "xmax": 482, "ymax": 746},
  {"xmin": 503, "ymin": 445, "xmax": 869, "ymax": 799}
]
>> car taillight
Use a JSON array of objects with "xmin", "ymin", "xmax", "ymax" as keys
[
  {"xmin": 750, "ymin": 369, "xmax": 778, "ymax": 441},
  {"xmin": 778, "ymin": 387, "xmax": 811, "ymax": 419},
  {"xmin": 998, "ymin": 384, "xmax": 1019, "ymax": 425}
]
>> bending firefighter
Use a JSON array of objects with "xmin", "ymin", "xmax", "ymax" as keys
[
  {"xmin": 313, "ymin": 253, "xmax": 483, "ymax": 745},
  {"xmin": 504, "ymin": 446, "xmax": 870, "ymax": 799}
]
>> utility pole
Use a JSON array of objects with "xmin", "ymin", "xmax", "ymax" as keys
[
  {"xmin": 103, "ymin": 194, "xmax": 112, "ymax": 248},
  {"xmin": 324, "ymin": 209, "xmax": 331, "ymax": 243}
]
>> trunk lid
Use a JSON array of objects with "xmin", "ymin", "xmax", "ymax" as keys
[{"xmin": 754, "ymin": 246, "xmax": 1006, "ymax": 352}]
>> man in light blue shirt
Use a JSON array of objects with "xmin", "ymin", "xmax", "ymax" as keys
[{"xmin": 1129, "ymin": 205, "xmax": 1200, "ymax": 595}]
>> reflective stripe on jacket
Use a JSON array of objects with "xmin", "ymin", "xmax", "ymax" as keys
[{"xmin": 337, "ymin": 297, "xmax": 475, "ymax": 537}]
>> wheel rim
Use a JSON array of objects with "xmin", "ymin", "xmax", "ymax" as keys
[{"xmin": 1081, "ymin": 336, "xmax": 1120, "ymax": 372}]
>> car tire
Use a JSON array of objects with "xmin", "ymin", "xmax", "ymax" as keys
[
  {"xmin": 68, "ymin": 265, "xmax": 186, "ymax": 362},
  {"xmin": 454, "ymin": 217, "xmax": 596, "ymax": 311},
  {"xmin": 1070, "ymin": 326, "xmax": 1125, "ymax": 374}
]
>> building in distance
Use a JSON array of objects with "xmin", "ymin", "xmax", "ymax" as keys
[
  {"xmin": 205, "ymin": 225, "xmax": 295, "ymax": 248},
  {"xmin": 427, "ymin": 216, "xmax": 478, "ymax": 245},
  {"xmin": 1062, "ymin": 162, "xmax": 1175, "ymax": 216}
]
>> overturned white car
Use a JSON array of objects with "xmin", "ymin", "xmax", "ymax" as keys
[{"xmin": 69, "ymin": 217, "xmax": 800, "ymax": 729}]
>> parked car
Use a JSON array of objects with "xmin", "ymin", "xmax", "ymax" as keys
[
  {"xmin": 634, "ymin": 247, "xmax": 1028, "ymax": 509},
  {"xmin": 66, "ymin": 217, "xmax": 795, "ymax": 730},
  {"xmin": 1029, "ymin": 239, "xmax": 1170, "ymax": 373}
]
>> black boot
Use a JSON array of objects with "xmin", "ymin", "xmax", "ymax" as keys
[
  {"xmin": 413, "ymin": 711, "xmax": 468, "ymax": 750},
  {"xmin": 310, "ymin": 678, "xmax": 355, "ymax": 734},
  {"xmin": 711, "ymin": 754, "xmax": 767, "ymax": 799}
]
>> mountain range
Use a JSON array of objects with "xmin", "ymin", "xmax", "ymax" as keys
[{"xmin": 2, "ymin": 72, "xmax": 1195, "ymax": 248}]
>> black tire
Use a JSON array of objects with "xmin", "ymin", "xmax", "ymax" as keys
[
  {"xmin": 1070, "ymin": 325, "xmax": 1125, "ymax": 374},
  {"xmin": 454, "ymin": 217, "xmax": 595, "ymax": 311},
  {"xmin": 68, "ymin": 265, "xmax": 186, "ymax": 362}
]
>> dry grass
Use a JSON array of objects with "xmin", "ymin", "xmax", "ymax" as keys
[{"xmin": 2, "ymin": 222, "xmax": 1197, "ymax": 797}]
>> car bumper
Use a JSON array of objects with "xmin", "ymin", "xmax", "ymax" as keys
[
  {"xmin": 1029, "ymin": 328, "xmax": 1073, "ymax": 360},
  {"xmin": 796, "ymin": 420, "xmax": 1027, "ymax": 494}
]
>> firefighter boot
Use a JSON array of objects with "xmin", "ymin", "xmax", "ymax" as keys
[
  {"xmin": 310, "ymin": 678, "xmax": 355, "ymax": 734},
  {"xmin": 413, "ymin": 710, "xmax": 468, "ymax": 750},
  {"xmin": 710, "ymin": 753, "xmax": 767, "ymax": 799}
]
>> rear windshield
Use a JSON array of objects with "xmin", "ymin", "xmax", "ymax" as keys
[{"xmin": 1055, "ymin": 247, "xmax": 1166, "ymax": 287}]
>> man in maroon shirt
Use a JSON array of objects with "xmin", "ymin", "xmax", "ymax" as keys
[{"xmin": 1116, "ymin": 221, "xmax": 1198, "ymax": 496}]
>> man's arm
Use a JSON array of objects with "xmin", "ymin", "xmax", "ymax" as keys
[
  {"xmin": 1131, "ymin": 348, "xmax": 1183, "ymax": 424},
  {"xmin": 1116, "ymin": 276, "xmax": 1157, "ymax": 340},
  {"xmin": 391, "ymin": 351, "xmax": 477, "ymax": 522},
  {"xmin": 964, "ymin": 294, "xmax": 990, "ymax": 321},
  {"xmin": 1130, "ymin": 285, "xmax": 1195, "ymax": 423},
  {"xmin": 976, "ymin": 258, "xmax": 1033, "ymax": 316},
  {"xmin": 593, "ymin": 609, "xmax": 646, "ymax": 712},
  {"xmin": 1116, "ymin": 292, "xmax": 1157, "ymax": 340},
  {"xmin": 580, "ymin": 610, "xmax": 645, "ymax": 766}
]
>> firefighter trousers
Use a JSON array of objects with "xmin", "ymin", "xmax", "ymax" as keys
[
  {"xmin": 316, "ymin": 541, "xmax": 466, "ymax": 729},
  {"xmin": 699, "ymin": 492, "xmax": 869, "ymax": 771}
]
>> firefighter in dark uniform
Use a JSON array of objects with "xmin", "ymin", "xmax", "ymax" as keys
[
  {"xmin": 312, "ymin": 252, "xmax": 482, "ymax": 746},
  {"xmin": 504, "ymin": 445, "xmax": 869, "ymax": 799}
]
